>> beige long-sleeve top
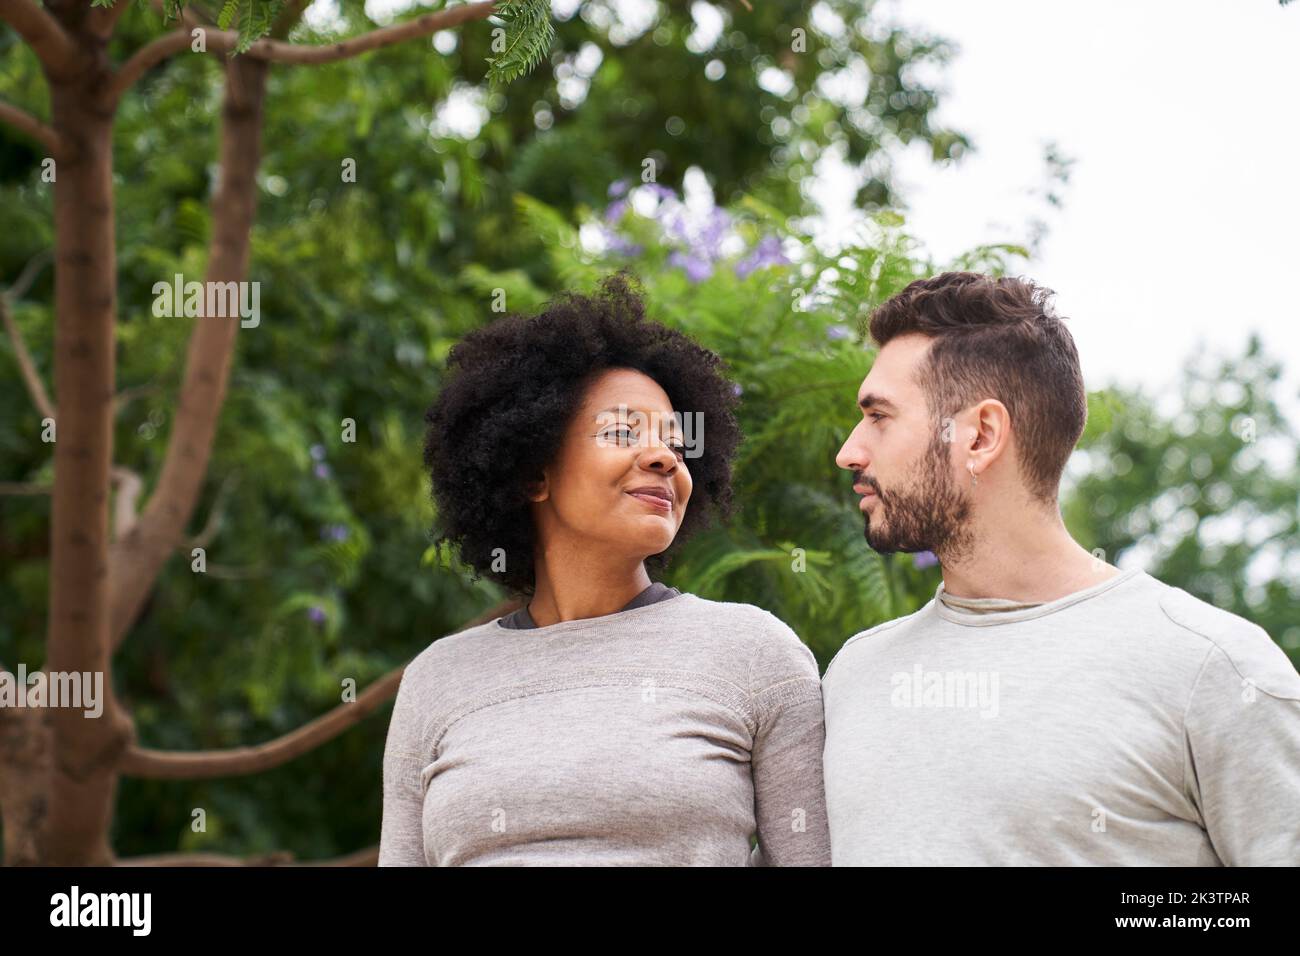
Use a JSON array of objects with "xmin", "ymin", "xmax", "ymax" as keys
[{"xmin": 379, "ymin": 592, "xmax": 831, "ymax": 866}]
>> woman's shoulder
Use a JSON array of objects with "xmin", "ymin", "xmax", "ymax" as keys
[
  {"xmin": 675, "ymin": 594, "xmax": 817, "ymax": 683},
  {"xmin": 396, "ymin": 616, "xmax": 507, "ymax": 696},
  {"xmin": 678, "ymin": 593, "xmax": 802, "ymax": 640}
]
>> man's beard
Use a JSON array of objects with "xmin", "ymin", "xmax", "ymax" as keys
[{"xmin": 858, "ymin": 431, "xmax": 974, "ymax": 563}]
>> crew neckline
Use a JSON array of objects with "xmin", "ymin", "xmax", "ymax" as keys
[
  {"xmin": 933, "ymin": 566, "xmax": 1143, "ymax": 627},
  {"xmin": 494, "ymin": 590, "xmax": 697, "ymax": 634}
]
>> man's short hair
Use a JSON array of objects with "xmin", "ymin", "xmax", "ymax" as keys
[{"xmin": 868, "ymin": 271, "xmax": 1087, "ymax": 501}]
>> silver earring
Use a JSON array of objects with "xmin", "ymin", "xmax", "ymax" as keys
[{"xmin": 967, "ymin": 460, "xmax": 978, "ymax": 486}]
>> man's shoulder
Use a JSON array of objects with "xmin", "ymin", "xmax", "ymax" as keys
[
  {"xmin": 1143, "ymin": 574, "xmax": 1299, "ymax": 699},
  {"xmin": 823, "ymin": 601, "xmax": 935, "ymax": 682}
]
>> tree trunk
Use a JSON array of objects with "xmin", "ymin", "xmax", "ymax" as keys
[
  {"xmin": 0, "ymin": 705, "xmax": 53, "ymax": 865},
  {"xmin": 41, "ymin": 17, "xmax": 134, "ymax": 866}
]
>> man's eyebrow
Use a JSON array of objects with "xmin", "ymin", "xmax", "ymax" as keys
[{"xmin": 858, "ymin": 393, "xmax": 899, "ymax": 412}]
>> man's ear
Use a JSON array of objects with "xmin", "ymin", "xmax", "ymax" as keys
[{"xmin": 968, "ymin": 399, "xmax": 1011, "ymax": 473}]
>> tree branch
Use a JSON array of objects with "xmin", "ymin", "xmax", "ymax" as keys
[
  {"xmin": 0, "ymin": 481, "xmax": 52, "ymax": 495},
  {"xmin": 113, "ymin": 381, "xmax": 163, "ymax": 415},
  {"xmin": 182, "ymin": 470, "xmax": 238, "ymax": 550},
  {"xmin": 0, "ymin": 0, "xmax": 79, "ymax": 77},
  {"xmin": 198, "ymin": 1, "xmax": 496, "ymax": 65},
  {"xmin": 112, "ymin": 0, "xmax": 498, "ymax": 102},
  {"xmin": 108, "ymin": 52, "xmax": 272, "ymax": 653},
  {"xmin": 0, "ymin": 98, "xmax": 65, "ymax": 157},
  {"xmin": 115, "ymin": 845, "xmax": 380, "ymax": 866},
  {"xmin": 2, "ymin": 249, "xmax": 56, "ymax": 421},
  {"xmin": 111, "ymin": 465, "xmax": 144, "ymax": 541},
  {"xmin": 119, "ymin": 666, "xmax": 405, "ymax": 780},
  {"xmin": 117, "ymin": 598, "xmax": 518, "ymax": 780},
  {"xmin": 88, "ymin": 0, "xmax": 136, "ymax": 41},
  {"xmin": 110, "ymin": 28, "xmax": 194, "ymax": 102}
]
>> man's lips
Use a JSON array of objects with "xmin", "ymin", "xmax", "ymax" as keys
[{"xmin": 853, "ymin": 484, "xmax": 878, "ymax": 498}]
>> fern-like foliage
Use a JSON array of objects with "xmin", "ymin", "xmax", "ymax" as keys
[{"xmin": 485, "ymin": 0, "xmax": 555, "ymax": 85}]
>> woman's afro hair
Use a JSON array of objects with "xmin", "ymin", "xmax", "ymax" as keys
[{"xmin": 422, "ymin": 272, "xmax": 743, "ymax": 596}]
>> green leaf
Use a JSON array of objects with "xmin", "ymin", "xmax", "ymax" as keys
[
  {"xmin": 217, "ymin": 0, "xmax": 239, "ymax": 30},
  {"xmin": 485, "ymin": 0, "xmax": 555, "ymax": 85}
]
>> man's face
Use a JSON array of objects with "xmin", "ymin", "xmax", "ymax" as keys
[{"xmin": 834, "ymin": 334, "xmax": 973, "ymax": 559}]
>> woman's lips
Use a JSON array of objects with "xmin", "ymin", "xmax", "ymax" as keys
[{"xmin": 627, "ymin": 491, "xmax": 673, "ymax": 512}]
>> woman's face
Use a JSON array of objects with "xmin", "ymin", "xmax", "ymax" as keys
[{"xmin": 528, "ymin": 368, "xmax": 693, "ymax": 560}]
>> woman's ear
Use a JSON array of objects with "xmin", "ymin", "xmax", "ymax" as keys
[{"xmin": 524, "ymin": 472, "xmax": 549, "ymax": 503}]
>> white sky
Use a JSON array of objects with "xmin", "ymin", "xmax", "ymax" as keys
[{"xmin": 872, "ymin": 0, "xmax": 1300, "ymax": 413}]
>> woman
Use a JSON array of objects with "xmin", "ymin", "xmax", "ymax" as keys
[{"xmin": 379, "ymin": 274, "xmax": 830, "ymax": 866}]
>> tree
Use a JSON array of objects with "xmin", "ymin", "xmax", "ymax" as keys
[{"xmin": 0, "ymin": 0, "xmax": 555, "ymax": 866}]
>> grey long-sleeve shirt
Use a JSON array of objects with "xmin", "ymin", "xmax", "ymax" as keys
[
  {"xmin": 823, "ymin": 567, "xmax": 1300, "ymax": 865},
  {"xmin": 379, "ymin": 592, "xmax": 831, "ymax": 866}
]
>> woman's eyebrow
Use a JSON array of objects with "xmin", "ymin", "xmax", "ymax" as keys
[{"xmin": 593, "ymin": 406, "xmax": 678, "ymax": 419}]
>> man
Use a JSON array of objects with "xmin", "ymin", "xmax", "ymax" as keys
[{"xmin": 825, "ymin": 271, "xmax": 1300, "ymax": 865}]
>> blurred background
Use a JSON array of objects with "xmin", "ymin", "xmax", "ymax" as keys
[{"xmin": 2, "ymin": 0, "xmax": 1296, "ymax": 862}]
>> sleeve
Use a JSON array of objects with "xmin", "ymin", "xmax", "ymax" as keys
[
  {"xmin": 748, "ymin": 616, "xmax": 833, "ymax": 867},
  {"xmin": 378, "ymin": 667, "xmax": 431, "ymax": 867},
  {"xmin": 1183, "ymin": 641, "xmax": 1300, "ymax": 866}
]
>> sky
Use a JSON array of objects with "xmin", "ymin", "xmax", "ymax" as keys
[{"xmin": 871, "ymin": 0, "xmax": 1300, "ymax": 413}]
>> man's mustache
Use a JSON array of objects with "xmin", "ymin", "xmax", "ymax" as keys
[{"xmin": 854, "ymin": 472, "xmax": 882, "ymax": 496}]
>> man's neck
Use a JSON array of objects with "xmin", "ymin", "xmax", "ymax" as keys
[{"xmin": 937, "ymin": 504, "xmax": 1120, "ymax": 603}]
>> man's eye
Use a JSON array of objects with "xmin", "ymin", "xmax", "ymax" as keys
[
  {"xmin": 668, "ymin": 443, "xmax": 686, "ymax": 458},
  {"xmin": 867, "ymin": 412, "xmax": 886, "ymax": 423}
]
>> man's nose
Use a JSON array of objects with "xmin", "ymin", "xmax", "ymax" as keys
[{"xmin": 835, "ymin": 427, "xmax": 865, "ymax": 472}]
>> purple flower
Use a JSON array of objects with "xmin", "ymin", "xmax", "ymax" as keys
[
  {"xmin": 661, "ymin": 206, "xmax": 692, "ymax": 243},
  {"xmin": 320, "ymin": 524, "xmax": 349, "ymax": 542},
  {"xmin": 735, "ymin": 234, "xmax": 789, "ymax": 278},
  {"xmin": 826, "ymin": 324, "xmax": 851, "ymax": 340},
  {"xmin": 643, "ymin": 183, "xmax": 676, "ymax": 202},
  {"xmin": 668, "ymin": 249, "xmax": 713, "ymax": 283},
  {"xmin": 699, "ymin": 207, "xmax": 732, "ymax": 251},
  {"xmin": 606, "ymin": 232, "xmax": 643, "ymax": 257},
  {"xmin": 603, "ymin": 198, "xmax": 628, "ymax": 224},
  {"xmin": 912, "ymin": 550, "xmax": 939, "ymax": 569},
  {"xmin": 307, "ymin": 605, "xmax": 327, "ymax": 625},
  {"xmin": 310, "ymin": 443, "xmax": 326, "ymax": 461},
  {"xmin": 608, "ymin": 179, "xmax": 630, "ymax": 198},
  {"xmin": 732, "ymin": 383, "xmax": 744, "ymax": 396},
  {"xmin": 314, "ymin": 462, "xmax": 331, "ymax": 479}
]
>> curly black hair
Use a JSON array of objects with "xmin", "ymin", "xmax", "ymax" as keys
[{"xmin": 422, "ymin": 272, "xmax": 743, "ymax": 596}]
